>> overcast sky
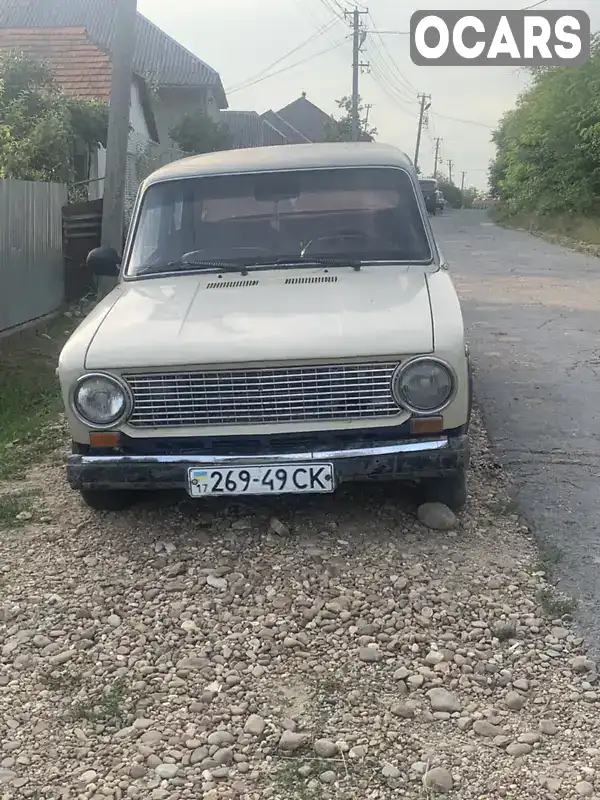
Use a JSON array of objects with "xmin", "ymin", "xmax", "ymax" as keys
[{"xmin": 137, "ymin": 0, "xmax": 598, "ymax": 192}]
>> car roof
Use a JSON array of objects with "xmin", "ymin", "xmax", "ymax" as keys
[{"xmin": 144, "ymin": 141, "xmax": 414, "ymax": 186}]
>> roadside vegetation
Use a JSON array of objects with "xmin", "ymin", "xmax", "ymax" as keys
[
  {"xmin": 0, "ymin": 52, "xmax": 108, "ymax": 202},
  {"xmin": 489, "ymin": 34, "xmax": 600, "ymax": 244},
  {"xmin": 0, "ymin": 312, "xmax": 77, "ymax": 481}
]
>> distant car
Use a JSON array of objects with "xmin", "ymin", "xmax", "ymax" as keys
[
  {"xmin": 59, "ymin": 142, "xmax": 472, "ymax": 513},
  {"xmin": 435, "ymin": 190, "xmax": 445, "ymax": 212},
  {"xmin": 419, "ymin": 178, "xmax": 438, "ymax": 214}
]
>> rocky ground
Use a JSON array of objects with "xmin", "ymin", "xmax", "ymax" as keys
[{"xmin": 0, "ymin": 412, "xmax": 598, "ymax": 800}]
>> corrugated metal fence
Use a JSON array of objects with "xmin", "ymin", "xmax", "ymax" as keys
[{"xmin": 0, "ymin": 178, "xmax": 67, "ymax": 334}]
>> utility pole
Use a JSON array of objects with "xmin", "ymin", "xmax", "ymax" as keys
[
  {"xmin": 461, "ymin": 171, "xmax": 466, "ymax": 192},
  {"xmin": 433, "ymin": 137, "xmax": 442, "ymax": 179},
  {"xmin": 364, "ymin": 103, "xmax": 373, "ymax": 128},
  {"xmin": 346, "ymin": 7, "xmax": 369, "ymax": 142},
  {"xmin": 413, "ymin": 93, "xmax": 431, "ymax": 172},
  {"xmin": 448, "ymin": 159, "xmax": 454, "ymax": 184},
  {"xmin": 101, "ymin": 0, "xmax": 138, "ymax": 259}
]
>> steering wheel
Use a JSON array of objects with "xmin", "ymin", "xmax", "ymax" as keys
[{"xmin": 300, "ymin": 230, "xmax": 371, "ymax": 258}]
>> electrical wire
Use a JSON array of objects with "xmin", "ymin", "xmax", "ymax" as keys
[
  {"xmin": 431, "ymin": 112, "xmax": 496, "ymax": 129},
  {"xmin": 366, "ymin": 10, "xmax": 417, "ymax": 97},
  {"xmin": 329, "ymin": 0, "xmax": 350, "ymax": 15},
  {"xmin": 368, "ymin": 57, "xmax": 415, "ymax": 109},
  {"xmin": 318, "ymin": 0, "xmax": 346, "ymax": 20},
  {"xmin": 364, "ymin": 41, "xmax": 417, "ymax": 106},
  {"xmin": 226, "ymin": 38, "xmax": 349, "ymax": 95},
  {"xmin": 522, "ymin": 0, "xmax": 549, "ymax": 8},
  {"xmin": 225, "ymin": 18, "xmax": 339, "ymax": 92},
  {"xmin": 368, "ymin": 63, "xmax": 419, "ymax": 119}
]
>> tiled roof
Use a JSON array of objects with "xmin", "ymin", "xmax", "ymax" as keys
[
  {"xmin": 0, "ymin": 26, "xmax": 111, "ymax": 100},
  {"xmin": 0, "ymin": 0, "xmax": 227, "ymax": 106},
  {"xmin": 261, "ymin": 110, "xmax": 310, "ymax": 145},
  {"xmin": 220, "ymin": 110, "xmax": 288, "ymax": 149},
  {"xmin": 276, "ymin": 95, "xmax": 335, "ymax": 143}
]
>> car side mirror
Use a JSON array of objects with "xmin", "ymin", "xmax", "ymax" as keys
[{"xmin": 87, "ymin": 246, "xmax": 121, "ymax": 277}]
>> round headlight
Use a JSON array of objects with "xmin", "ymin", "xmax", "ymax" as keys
[
  {"xmin": 394, "ymin": 358, "xmax": 454, "ymax": 413},
  {"xmin": 73, "ymin": 374, "xmax": 128, "ymax": 426}
]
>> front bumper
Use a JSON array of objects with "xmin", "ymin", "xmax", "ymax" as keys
[{"xmin": 66, "ymin": 434, "xmax": 469, "ymax": 492}]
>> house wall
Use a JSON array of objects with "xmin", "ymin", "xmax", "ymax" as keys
[
  {"xmin": 206, "ymin": 88, "xmax": 221, "ymax": 122},
  {"xmin": 87, "ymin": 80, "xmax": 151, "ymax": 212}
]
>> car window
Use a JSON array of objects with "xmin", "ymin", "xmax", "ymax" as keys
[{"xmin": 126, "ymin": 166, "xmax": 433, "ymax": 274}]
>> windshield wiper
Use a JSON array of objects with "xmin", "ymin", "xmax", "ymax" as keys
[
  {"xmin": 136, "ymin": 256, "xmax": 363, "ymax": 277},
  {"xmin": 136, "ymin": 259, "xmax": 250, "ymax": 276},
  {"xmin": 265, "ymin": 257, "xmax": 362, "ymax": 271}
]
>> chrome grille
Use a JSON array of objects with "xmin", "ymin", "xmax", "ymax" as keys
[{"xmin": 124, "ymin": 362, "xmax": 401, "ymax": 428}]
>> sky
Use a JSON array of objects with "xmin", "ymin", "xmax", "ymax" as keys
[{"xmin": 137, "ymin": 0, "xmax": 599, "ymax": 192}]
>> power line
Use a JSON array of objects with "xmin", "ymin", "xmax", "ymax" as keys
[
  {"xmin": 364, "ymin": 46, "xmax": 418, "ymax": 114},
  {"xmin": 318, "ymin": 0, "xmax": 346, "ymax": 20},
  {"xmin": 292, "ymin": 0, "xmax": 346, "ymax": 48},
  {"xmin": 368, "ymin": 63, "xmax": 418, "ymax": 118},
  {"xmin": 366, "ymin": 11, "xmax": 417, "ymax": 96},
  {"xmin": 432, "ymin": 111, "xmax": 496, "ymax": 129},
  {"xmin": 329, "ymin": 0, "xmax": 351, "ymax": 15},
  {"xmin": 523, "ymin": 0, "xmax": 549, "ymax": 8},
  {"xmin": 225, "ymin": 18, "xmax": 338, "ymax": 91},
  {"xmin": 226, "ymin": 38, "xmax": 349, "ymax": 94},
  {"xmin": 365, "ymin": 44, "xmax": 416, "ymax": 106}
]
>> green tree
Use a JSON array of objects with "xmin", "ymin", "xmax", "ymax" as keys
[
  {"xmin": 324, "ymin": 96, "xmax": 377, "ymax": 142},
  {"xmin": 169, "ymin": 109, "xmax": 232, "ymax": 155},
  {"xmin": 0, "ymin": 51, "xmax": 108, "ymax": 185},
  {"xmin": 489, "ymin": 34, "xmax": 600, "ymax": 216},
  {"xmin": 437, "ymin": 179, "xmax": 463, "ymax": 208},
  {"xmin": 461, "ymin": 186, "xmax": 479, "ymax": 208}
]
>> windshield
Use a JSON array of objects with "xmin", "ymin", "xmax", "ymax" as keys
[
  {"xmin": 125, "ymin": 167, "xmax": 433, "ymax": 276},
  {"xmin": 419, "ymin": 179, "xmax": 437, "ymax": 193}
]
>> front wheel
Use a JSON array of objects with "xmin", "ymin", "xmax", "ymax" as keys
[
  {"xmin": 420, "ymin": 469, "xmax": 467, "ymax": 511},
  {"xmin": 79, "ymin": 489, "xmax": 135, "ymax": 511}
]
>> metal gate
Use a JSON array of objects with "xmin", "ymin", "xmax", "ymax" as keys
[{"xmin": 62, "ymin": 198, "xmax": 102, "ymax": 302}]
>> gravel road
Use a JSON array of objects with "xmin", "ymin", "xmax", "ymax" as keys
[
  {"xmin": 1, "ymin": 411, "xmax": 599, "ymax": 799},
  {"xmin": 434, "ymin": 210, "xmax": 600, "ymax": 656}
]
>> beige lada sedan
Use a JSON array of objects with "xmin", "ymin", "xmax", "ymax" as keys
[{"xmin": 58, "ymin": 142, "xmax": 472, "ymax": 513}]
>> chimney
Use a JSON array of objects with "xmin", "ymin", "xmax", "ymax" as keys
[{"xmin": 301, "ymin": 91, "xmax": 306, "ymax": 99}]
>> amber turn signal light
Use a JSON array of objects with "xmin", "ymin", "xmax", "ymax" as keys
[
  {"xmin": 89, "ymin": 432, "xmax": 121, "ymax": 448},
  {"xmin": 410, "ymin": 416, "xmax": 443, "ymax": 435}
]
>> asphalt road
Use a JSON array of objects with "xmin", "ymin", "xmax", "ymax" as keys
[{"xmin": 433, "ymin": 209, "xmax": 600, "ymax": 653}]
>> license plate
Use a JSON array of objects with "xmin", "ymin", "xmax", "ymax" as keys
[{"xmin": 187, "ymin": 463, "xmax": 335, "ymax": 497}]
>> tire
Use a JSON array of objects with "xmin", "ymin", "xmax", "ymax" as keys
[
  {"xmin": 421, "ymin": 469, "xmax": 468, "ymax": 512},
  {"xmin": 79, "ymin": 489, "xmax": 135, "ymax": 511}
]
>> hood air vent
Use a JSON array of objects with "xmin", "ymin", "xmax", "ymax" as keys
[
  {"xmin": 285, "ymin": 275, "xmax": 338, "ymax": 285},
  {"xmin": 206, "ymin": 280, "xmax": 259, "ymax": 289}
]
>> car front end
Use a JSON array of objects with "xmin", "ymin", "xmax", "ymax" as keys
[{"xmin": 58, "ymin": 143, "xmax": 471, "ymax": 511}]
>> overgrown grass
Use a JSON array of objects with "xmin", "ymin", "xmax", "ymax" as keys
[
  {"xmin": 489, "ymin": 206, "xmax": 600, "ymax": 252},
  {"xmin": 0, "ymin": 313, "xmax": 78, "ymax": 481},
  {"xmin": 67, "ymin": 677, "xmax": 132, "ymax": 723},
  {"xmin": 534, "ymin": 542, "xmax": 563, "ymax": 579},
  {"xmin": 537, "ymin": 586, "xmax": 578, "ymax": 619},
  {"xmin": 0, "ymin": 490, "xmax": 35, "ymax": 529}
]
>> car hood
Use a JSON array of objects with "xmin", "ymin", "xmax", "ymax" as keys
[{"xmin": 84, "ymin": 266, "xmax": 435, "ymax": 369}]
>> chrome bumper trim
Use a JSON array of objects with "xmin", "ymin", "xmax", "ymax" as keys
[{"xmin": 77, "ymin": 437, "xmax": 449, "ymax": 466}]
